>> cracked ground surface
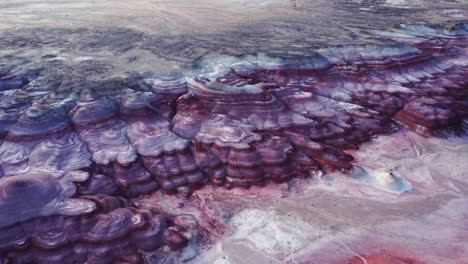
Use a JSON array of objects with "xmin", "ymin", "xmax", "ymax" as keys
[{"xmin": 0, "ymin": 1, "xmax": 467, "ymax": 263}]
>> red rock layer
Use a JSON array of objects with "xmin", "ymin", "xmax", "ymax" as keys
[{"xmin": 0, "ymin": 23, "xmax": 467, "ymax": 262}]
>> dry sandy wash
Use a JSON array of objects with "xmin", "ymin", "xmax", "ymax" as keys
[{"xmin": 0, "ymin": 1, "xmax": 468, "ymax": 264}]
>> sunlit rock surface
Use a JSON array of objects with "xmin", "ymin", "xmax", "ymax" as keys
[{"xmin": 0, "ymin": 0, "xmax": 468, "ymax": 263}]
